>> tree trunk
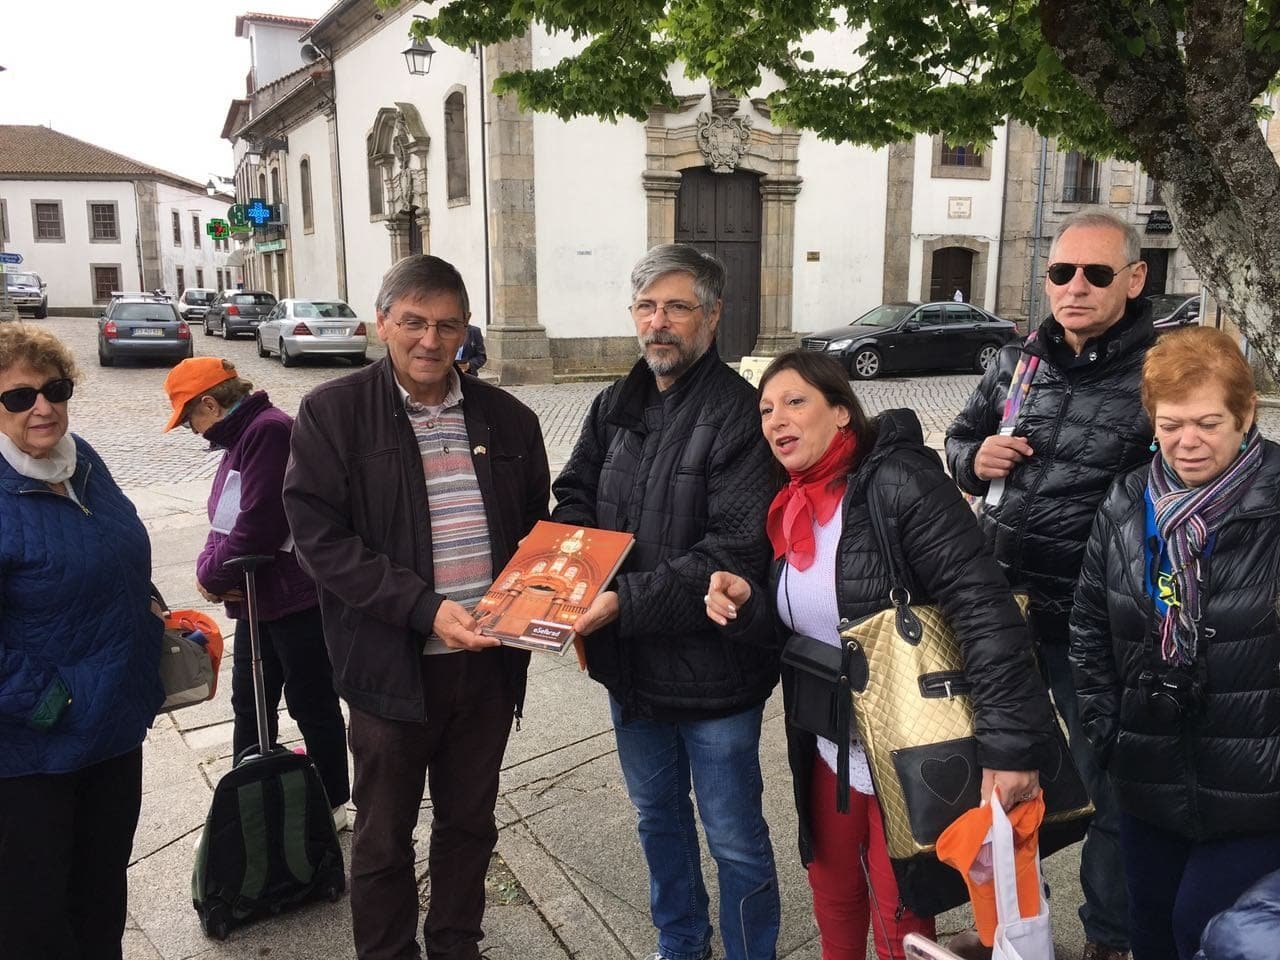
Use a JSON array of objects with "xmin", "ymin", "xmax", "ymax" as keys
[{"xmin": 1042, "ymin": 0, "xmax": 1280, "ymax": 381}]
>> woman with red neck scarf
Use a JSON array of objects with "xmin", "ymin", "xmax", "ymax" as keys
[{"xmin": 706, "ymin": 351, "xmax": 1054, "ymax": 960}]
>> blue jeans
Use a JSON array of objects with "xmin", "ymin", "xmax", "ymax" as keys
[
  {"xmin": 1119, "ymin": 812, "xmax": 1280, "ymax": 959},
  {"xmin": 1040, "ymin": 637, "xmax": 1130, "ymax": 950},
  {"xmin": 609, "ymin": 698, "xmax": 780, "ymax": 960}
]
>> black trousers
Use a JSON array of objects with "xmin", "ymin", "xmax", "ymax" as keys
[
  {"xmin": 231, "ymin": 604, "xmax": 351, "ymax": 805},
  {"xmin": 0, "ymin": 746, "xmax": 143, "ymax": 960},
  {"xmin": 348, "ymin": 649, "xmax": 514, "ymax": 960}
]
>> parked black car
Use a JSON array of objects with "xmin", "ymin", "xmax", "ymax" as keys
[
  {"xmin": 98, "ymin": 293, "xmax": 193, "ymax": 366},
  {"xmin": 800, "ymin": 301, "xmax": 1019, "ymax": 379},
  {"xmin": 1149, "ymin": 292, "xmax": 1201, "ymax": 333},
  {"xmin": 203, "ymin": 290, "xmax": 277, "ymax": 338}
]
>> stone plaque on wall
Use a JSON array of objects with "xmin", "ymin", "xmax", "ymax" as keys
[{"xmin": 947, "ymin": 196, "xmax": 973, "ymax": 219}]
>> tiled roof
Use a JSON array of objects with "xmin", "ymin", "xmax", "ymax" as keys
[
  {"xmin": 0, "ymin": 125, "xmax": 205, "ymax": 192},
  {"xmin": 236, "ymin": 12, "xmax": 318, "ymax": 34}
]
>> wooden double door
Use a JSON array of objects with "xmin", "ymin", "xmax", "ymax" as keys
[{"xmin": 675, "ymin": 167, "xmax": 762, "ymax": 362}]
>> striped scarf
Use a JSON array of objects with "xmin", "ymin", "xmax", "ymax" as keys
[
  {"xmin": 983, "ymin": 333, "xmax": 1039, "ymax": 509},
  {"xmin": 1148, "ymin": 427, "xmax": 1263, "ymax": 664}
]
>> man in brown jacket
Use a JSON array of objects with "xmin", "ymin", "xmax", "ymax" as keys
[{"xmin": 283, "ymin": 255, "xmax": 549, "ymax": 960}]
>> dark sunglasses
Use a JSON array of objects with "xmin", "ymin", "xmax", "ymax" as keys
[
  {"xmin": 0, "ymin": 377, "xmax": 74, "ymax": 413},
  {"xmin": 1046, "ymin": 261, "xmax": 1139, "ymax": 287}
]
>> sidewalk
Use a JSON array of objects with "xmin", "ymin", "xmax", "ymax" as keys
[{"xmin": 122, "ymin": 474, "xmax": 1091, "ymax": 960}]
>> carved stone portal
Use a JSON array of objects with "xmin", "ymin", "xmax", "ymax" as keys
[{"xmin": 696, "ymin": 112, "xmax": 753, "ymax": 173}]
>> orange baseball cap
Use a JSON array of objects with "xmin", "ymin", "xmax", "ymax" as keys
[{"xmin": 162, "ymin": 357, "xmax": 238, "ymax": 432}]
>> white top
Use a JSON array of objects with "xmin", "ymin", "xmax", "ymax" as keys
[{"xmin": 776, "ymin": 501, "xmax": 875, "ymax": 796}]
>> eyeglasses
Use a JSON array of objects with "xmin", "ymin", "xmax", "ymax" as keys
[
  {"xmin": 1046, "ymin": 261, "xmax": 1140, "ymax": 288},
  {"xmin": 0, "ymin": 377, "xmax": 74, "ymax": 413},
  {"xmin": 629, "ymin": 300, "xmax": 704, "ymax": 322},
  {"xmin": 395, "ymin": 318, "xmax": 468, "ymax": 338}
]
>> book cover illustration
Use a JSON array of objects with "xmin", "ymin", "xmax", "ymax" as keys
[{"xmin": 475, "ymin": 521, "xmax": 634, "ymax": 654}]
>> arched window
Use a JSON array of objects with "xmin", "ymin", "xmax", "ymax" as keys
[
  {"xmin": 444, "ymin": 90, "xmax": 469, "ymax": 203},
  {"xmin": 258, "ymin": 172, "xmax": 267, "ymax": 201},
  {"xmin": 270, "ymin": 167, "xmax": 281, "ymax": 205},
  {"xmin": 367, "ymin": 134, "xmax": 384, "ymax": 216},
  {"xmin": 300, "ymin": 157, "xmax": 314, "ymax": 232}
]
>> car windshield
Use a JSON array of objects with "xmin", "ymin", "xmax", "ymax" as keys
[
  {"xmin": 850, "ymin": 304, "xmax": 915, "ymax": 328},
  {"xmin": 6, "ymin": 273, "xmax": 38, "ymax": 287},
  {"xmin": 295, "ymin": 301, "xmax": 356, "ymax": 319},
  {"xmin": 1148, "ymin": 294, "xmax": 1192, "ymax": 317},
  {"xmin": 185, "ymin": 290, "xmax": 214, "ymax": 304},
  {"xmin": 233, "ymin": 293, "xmax": 276, "ymax": 306},
  {"xmin": 117, "ymin": 304, "xmax": 177, "ymax": 322}
]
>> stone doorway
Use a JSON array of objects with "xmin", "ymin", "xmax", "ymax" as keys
[{"xmin": 675, "ymin": 167, "xmax": 762, "ymax": 362}]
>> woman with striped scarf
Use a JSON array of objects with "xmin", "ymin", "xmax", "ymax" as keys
[{"xmin": 1070, "ymin": 326, "xmax": 1280, "ymax": 960}]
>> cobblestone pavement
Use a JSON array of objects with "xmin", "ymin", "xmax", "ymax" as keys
[{"xmin": 34, "ymin": 314, "xmax": 1280, "ymax": 486}]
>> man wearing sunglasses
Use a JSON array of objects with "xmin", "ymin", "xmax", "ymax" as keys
[{"xmin": 946, "ymin": 210, "xmax": 1156, "ymax": 960}]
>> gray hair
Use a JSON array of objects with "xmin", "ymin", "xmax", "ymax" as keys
[
  {"xmin": 630, "ymin": 243, "xmax": 726, "ymax": 310},
  {"xmin": 375, "ymin": 255, "xmax": 471, "ymax": 317},
  {"xmin": 1050, "ymin": 209, "xmax": 1141, "ymax": 264}
]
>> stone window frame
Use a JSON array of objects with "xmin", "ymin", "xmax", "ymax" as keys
[
  {"xmin": 920, "ymin": 236, "xmax": 991, "ymax": 308},
  {"xmin": 270, "ymin": 166, "xmax": 282, "ymax": 206},
  {"xmin": 299, "ymin": 155, "xmax": 315, "ymax": 234},
  {"xmin": 87, "ymin": 201, "xmax": 120, "ymax": 242},
  {"xmin": 192, "ymin": 213, "xmax": 201, "ymax": 249},
  {"xmin": 930, "ymin": 134, "xmax": 992, "ymax": 181},
  {"xmin": 171, "ymin": 209, "xmax": 182, "ymax": 246},
  {"xmin": 32, "ymin": 200, "xmax": 65, "ymax": 243},
  {"xmin": 176, "ymin": 266, "xmax": 186, "ymax": 296},
  {"xmin": 367, "ymin": 133, "xmax": 385, "ymax": 218},
  {"xmin": 90, "ymin": 263, "xmax": 122, "ymax": 303},
  {"xmin": 196, "ymin": 267, "xmax": 204, "ymax": 289},
  {"xmin": 0, "ymin": 198, "xmax": 7, "ymax": 242},
  {"xmin": 1060, "ymin": 149, "xmax": 1101, "ymax": 204},
  {"xmin": 444, "ymin": 86, "xmax": 470, "ymax": 206}
]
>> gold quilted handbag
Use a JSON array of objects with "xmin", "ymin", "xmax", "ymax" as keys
[{"xmin": 847, "ymin": 480, "xmax": 1093, "ymax": 863}]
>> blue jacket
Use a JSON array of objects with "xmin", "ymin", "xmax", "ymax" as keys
[
  {"xmin": 1197, "ymin": 868, "xmax": 1280, "ymax": 960},
  {"xmin": 0, "ymin": 436, "xmax": 163, "ymax": 777}
]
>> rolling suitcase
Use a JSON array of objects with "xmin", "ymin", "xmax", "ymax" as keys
[{"xmin": 191, "ymin": 555, "xmax": 345, "ymax": 940}]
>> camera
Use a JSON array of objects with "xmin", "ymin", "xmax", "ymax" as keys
[{"xmin": 1139, "ymin": 667, "xmax": 1205, "ymax": 726}]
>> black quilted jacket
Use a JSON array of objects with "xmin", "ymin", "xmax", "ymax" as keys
[
  {"xmin": 946, "ymin": 300, "xmax": 1155, "ymax": 641},
  {"xmin": 551, "ymin": 346, "xmax": 778, "ymax": 721},
  {"xmin": 1070, "ymin": 444, "xmax": 1280, "ymax": 840},
  {"xmin": 739, "ymin": 409, "xmax": 1055, "ymax": 864}
]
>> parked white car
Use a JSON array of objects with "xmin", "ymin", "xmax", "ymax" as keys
[
  {"xmin": 176, "ymin": 288, "xmax": 216, "ymax": 324},
  {"xmin": 256, "ymin": 298, "xmax": 368, "ymax": 367}
]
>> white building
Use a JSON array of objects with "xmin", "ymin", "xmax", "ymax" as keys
[
  {"xmin": 223, "ymin": 2, "xmax": 1014, "ymax": 382},
  {"xmin": 0, "ymin": 125, "xmax": 236, "ymax": 314}
]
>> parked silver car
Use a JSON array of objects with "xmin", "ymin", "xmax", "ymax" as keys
[{"xmin": 256, "ymin": 298, "xmax": 368, "ymax": 367}]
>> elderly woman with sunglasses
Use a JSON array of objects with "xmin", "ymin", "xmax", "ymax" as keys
[
  {"xmin": 1071, "ymin": 326, "xmax": 1280, "ymax": 960},
  {"xmin": 0, "ymin": 324, "xmax": 164, "ymax": 958}
]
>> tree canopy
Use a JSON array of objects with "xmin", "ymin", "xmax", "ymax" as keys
[{"xmin": 394, "ymin": 0, "xmax": 1280, "ymax": 376}]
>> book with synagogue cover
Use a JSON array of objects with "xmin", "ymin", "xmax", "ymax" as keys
[{"xmin": 474, "ymin": 521, "xmax": 635, "ymax": 654}]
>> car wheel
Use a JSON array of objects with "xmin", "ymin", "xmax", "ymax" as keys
[
  {"xmin": 203, "ymin": 317, "xmax": 213, "ymax": 335},
  {"xmin": 976, "ymin": 342, "xmax": 1001, "ymax": 373},
  {"xmin": 221, "ymin": 323, "xmax": 232, "ymax": 339},
  {"xmin": 34, "ymin": 304, "xmax": 48, "ymax": 320},
  {"xmin": 346, "ymin": 353, "xmax": 367, "ymax": 366},
  {"xmin": 257, "ymin": 333, "xmax": 269, "ymax": 358},
  {"xmin": 850, "ymin": 347, "xmax": 882, "ymax": 380},
  {"xmin": 280, "ymin": 340, "xmax": 297, "ymax": 367},
  {"xmin": 98, "ymin": 345, "xmax": 114, "ymax": 367}
]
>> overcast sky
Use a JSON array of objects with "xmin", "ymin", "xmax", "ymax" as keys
[{"xmin": 1, "ymin": 0, "xmax": 339, "ymax": 184}]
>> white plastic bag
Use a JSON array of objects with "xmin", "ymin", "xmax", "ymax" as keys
[{"xmin": 990, "ymin": 796, "xmax": 1055, "ymax": 960}]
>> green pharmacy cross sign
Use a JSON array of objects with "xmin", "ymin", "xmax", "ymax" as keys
[{"xmin": 206, "ymin": 219, "xmax": 230, "ymax": 241}]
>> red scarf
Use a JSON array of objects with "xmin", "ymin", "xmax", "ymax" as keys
[{"xmin": 766, "ymin": 429, "xmax": 856, "ymax": 571}]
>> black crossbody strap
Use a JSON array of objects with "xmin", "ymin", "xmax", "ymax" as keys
[{"xmin": 865, "ymin": 473, "xmax": 924, "ymax": 644}]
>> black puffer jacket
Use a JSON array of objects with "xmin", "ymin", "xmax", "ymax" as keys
[
  {"xmin": 1070, "ymin": 443, "xmax": 1280, "ymax": 840},
  {"xmin": 552, "ymin": 346, "xmax": 777, "ymax": 720},
  {"xmin": 946, "ymin": 301, "xmax": 1155, "ymax": 641},
  {"xmin": 741, "ymin": 409, "xmax": 1055, "ymax": 864}
]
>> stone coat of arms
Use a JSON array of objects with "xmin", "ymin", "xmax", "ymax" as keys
[{"xmin": 696, "ymin": 112, "xmax": 753, "ymax": 173}]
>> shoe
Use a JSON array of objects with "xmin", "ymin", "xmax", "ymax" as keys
[
  {"xmin": 947, "ymin": 929, "xmax": 992, "ymax": 960},
  {"xmin": 644, "ymin": 948, "xmax": 711, "ymax": 960},
  {"xmin": 332, "ymin": 804, "xmax": 350, "ymax": 832},
  {"xmin": 1081, "ymin": 944, "xmax": 1130, "ymax": 960}
]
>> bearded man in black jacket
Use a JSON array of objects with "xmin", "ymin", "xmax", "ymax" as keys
[
  {"xmin": 946, "ymin": 209, "xmax": 1156, "ymax": 960},
  {"xmin": 553, "ymin": 244, "xmax": 779, "ymax": 960}
]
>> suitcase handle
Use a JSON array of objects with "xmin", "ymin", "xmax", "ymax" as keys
[{"xmin": 224, "ymin": 555, "xmax": 275, "ymax": 756}]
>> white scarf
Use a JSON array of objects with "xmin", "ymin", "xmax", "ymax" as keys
[{"xmin": 0, "ymin": 431, "xmax": 77, "ymax": 483}]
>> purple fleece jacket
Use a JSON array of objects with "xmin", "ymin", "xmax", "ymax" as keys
[{"xmin": 196, "ymin": 391, "xmax": 318, "ymax": 622}]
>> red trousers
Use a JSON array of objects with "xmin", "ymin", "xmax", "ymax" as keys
[{"xmin": 807, "ymin": 761, "xmax": 936, "ymax": 959}]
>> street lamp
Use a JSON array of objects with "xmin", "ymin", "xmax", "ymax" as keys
[
  {"xmin": 403, "ymin": 19, "xmax": 435, "ymax": 76},
  {"xmin": 244, "ymin": 149, "xmax": 262, "ymax": 166}
]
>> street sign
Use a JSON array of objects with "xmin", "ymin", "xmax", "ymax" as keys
[{"xmin": 0, "ymin": 252, "xmax": 22, "ymax": 265}]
